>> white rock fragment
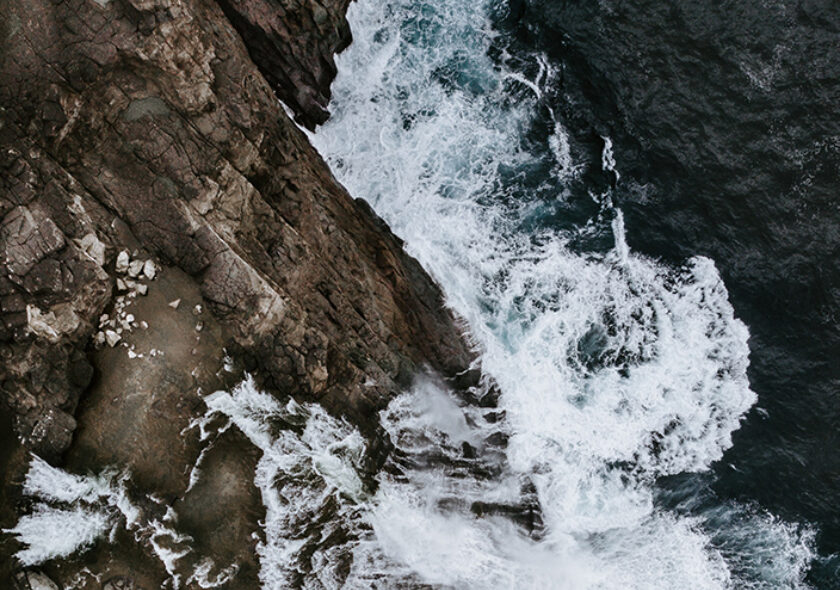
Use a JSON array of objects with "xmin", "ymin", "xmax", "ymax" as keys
[
  {"xmin": 168, "ymin": 298, "xmax": 181, "ymax": 309},
  {"xmin": 104, "ymin": 330, "xmax": 121, "ymax": 347},
  {"xmin": 98, "ymin": 314, "xmax": 109, "ymax": 328},
  {"xmin": 125, "ymin": 314, "xmax": 135, "ymax": 323},
  {"xmin": 193, "ymin": 304, "xmax": 203, "ymax": 315},
  {"xmin": 16, "ymin": 571, "xmax": 60, "ymax": 590},
  {"xmin": 140, "ymin": 320, "xmax": 149, "ymax": 330},
  {"xmin": 115, "ymin": 250, "xmax": 130, "ymax": 273},
  {"xmin": 195, "ymin": 321, "xmax": 203, "ymax": 332},
  {"xmin": 136, "ymin": 283, "xmax": 148, "ymax": 296},
  {"xmin": 94, "ymin": 331, "xmax": 106, "ymax": 347},
  {"xmin": 128, "ymin": 259, "xmax": 143, "ymax": 278},
  {"xmin": 79, "ymin": 233, "xmax": 106, "ymax": 266},
  {"xmin": 143, "ymin": 259, "xmax": 156, "ymax": 280},
  {"xmin": 116, "ymin": 277, "xmax": 127, "ymax": 292}
]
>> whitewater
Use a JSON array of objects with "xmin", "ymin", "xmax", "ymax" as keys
[
  {"xmin": 307, "ymin": 0, "xmax": 817, "ymax": 587},
  {"xmin": 4, "ymin": 0, "xmax": 820, "ymax": 588}
]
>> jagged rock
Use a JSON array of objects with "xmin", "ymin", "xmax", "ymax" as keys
[
  {"xmin": 13, "ymin": 570, "xmax": 59, "ymax": 590},
  {"xmin": 142, "ymin": 259, "xmax": 156, "ymax": 280},
  {"xmin": 102, "ymin": 576, "xmax": 138, "ymax": 590},
  {"xmin": 115, "ymin": 250, "xmax": 130, "ymax": 274},
  {"xmin": 128, "ymin": 259, "xmax": 144, "ymax": 278},
  {"xmin": 104, "ymin": 329, "xmax": 121, "ymax": 347},
  {"xmin": 215, "ymin": 0, "xmax": 354, "ymax": 129},
  {"xmin": 0, "ymin": 0, "xmax": 477, "ymax": 585},
  {"xmin": 78, "ymin": 232, "xmax": 106, "ymax": 266}
]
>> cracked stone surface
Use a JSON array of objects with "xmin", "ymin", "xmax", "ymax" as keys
[{"xmin": 0, "ymin": 0, "xmax": 477, "ymax": 585}]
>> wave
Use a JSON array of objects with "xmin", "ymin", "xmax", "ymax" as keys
[{"xmin": 308, "ymin": 0, "xmax": 818, "ymax": 587}]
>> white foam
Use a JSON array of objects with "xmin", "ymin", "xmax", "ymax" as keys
[
  {"xmin": 6, "ymin": 504, "xmax": 112, "ymax": 566},
  {"xmin": 7, "ymin": 455, "xmax": 238, "ymax": 588},
  {"xmin": 310, "ymin": 0, "xmax": 817, "ymax": 586},
  {"xmin": 203, "ymin": 377, "xmax": 368, "ymax": 589}
]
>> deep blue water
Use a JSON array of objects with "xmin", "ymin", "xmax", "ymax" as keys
[{"xmin": 492, "ymin": 0, "xmax": 840, "ymax": 585}]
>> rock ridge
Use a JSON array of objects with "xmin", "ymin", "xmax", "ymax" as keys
[{"xmin": 0, "ymin": 0, "xmax": 477, "ymax": 585}]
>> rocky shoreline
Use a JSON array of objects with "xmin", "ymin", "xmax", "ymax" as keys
[{"xmin": 0, "ymin": 0, "xmax": 477, "ymax": 586}]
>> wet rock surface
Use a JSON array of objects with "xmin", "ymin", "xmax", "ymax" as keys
[{"xmin": 0, "ymin": 0, "xmax": 476, "ymax": 585}]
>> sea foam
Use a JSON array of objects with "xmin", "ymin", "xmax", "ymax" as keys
[{"xmin": 308, "ymin": 0, "xmax": 818, "ymax": 587}]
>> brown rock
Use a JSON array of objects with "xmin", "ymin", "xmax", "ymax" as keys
[{"xmin": 0, "ymin": 0, "xmax": 479, "ymax": 585}]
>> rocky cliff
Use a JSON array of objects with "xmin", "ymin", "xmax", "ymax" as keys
[{"xmin": 0, "ymin": 0, "xmax": 476, "ymax": 586}]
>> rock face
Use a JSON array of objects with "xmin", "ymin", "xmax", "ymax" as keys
[
  {"xmin": 215, "ymin": 0, "xmax": 354, "ymax": 129},
  {"xmin": 0, "ymin": 0, "xmax": 474, "ymax": 453},
  {"xmin": 0, "ymin": 0, "xmax": 476, "ymax": 584}
]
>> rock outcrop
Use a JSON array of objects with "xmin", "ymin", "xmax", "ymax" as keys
[{"xmin": 0, "ymin": 0, "xmax": 476, "ymax": 585}]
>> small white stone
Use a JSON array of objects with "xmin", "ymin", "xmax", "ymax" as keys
[
  {"xmin": 94, "ymin": 331, "xmax": 106, "ymax": 347},
  {"xmin": 136, "ymin": 283, "xmax": 148, "ymax": 296},
  {"xmin": 79, "ymin": 233, "xmax": 106, "ymax": 267},
  {"xmin": 98, "ymin": 314, "xmax": 109, "ymax": 327},
  {"xmin": 116, "ymin": 327, "xmax": 123, "ymax": 335},
  {"xmin": 140, "ymin": 320, "xmax": 149, "ymax": 329},
  {"xmin": 115, "ymin": 250, "xmax": 130, "ymax": 273},
  {"xmin": 17, "ymin": 571, "xmax": 60, "ymax": 590},
  {"xmin": 168, "ymin": 298, "xmax": 181, "ymax": 309},
  {"xmin": 195, "ymin": 321, "xmax": 203, "ymax": 332},
  {"xmin": 193, "ymin": 304, "xmax": 203, "ymax": 315},
  {"xmin": 125, "ymin": 314, "xmax": 135, "ymax": 323},
  {"xmin": 128, "ymin": 260, "xmax": 144, "ymax": 278},
  {"xmin": 104, "ymin": 329, "xmax": 121, "ymax": 347},
  {"xmin": 116, "ymin": 277, "xmax": 127, "ymax": 292},
  {"xmin": 143, "ymin": 259, "xmax": 156, "ymax": 280}
]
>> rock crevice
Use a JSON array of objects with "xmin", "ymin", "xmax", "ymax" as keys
[{"xmin": 0, "ymin": 0, "xmax": 477, "ymax": 584}]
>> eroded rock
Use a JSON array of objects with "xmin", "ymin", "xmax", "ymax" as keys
[{"xmin": 0, "ymin": 0, "xmax": 477, "ymax": 585}]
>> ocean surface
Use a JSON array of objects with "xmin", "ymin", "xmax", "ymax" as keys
[
  {"xmin": 312, "ymin": 0, "xmax": 840, "ymax": 586},
  {"xmin": 5, "ymin": 0, "xmax": 839, "ymax": 588}
]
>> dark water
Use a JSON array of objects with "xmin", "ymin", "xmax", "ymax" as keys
[{"xmin": 494, "ymin": 0, "xmax": 840, "ymax": 585}]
